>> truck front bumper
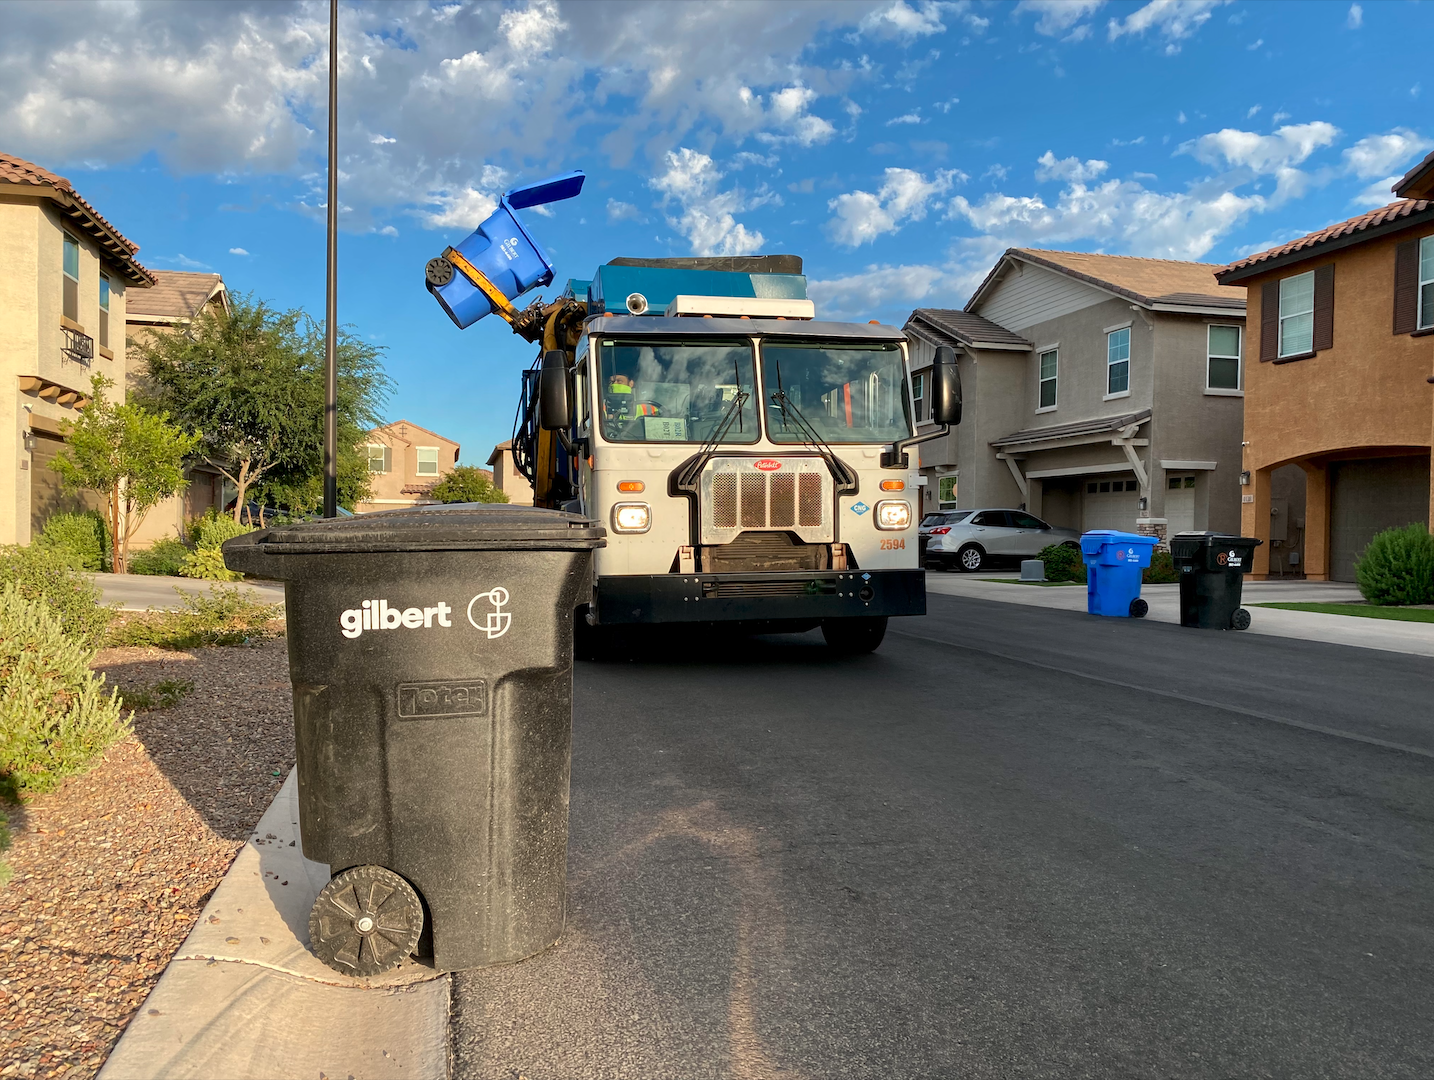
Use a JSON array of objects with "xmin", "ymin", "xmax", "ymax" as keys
[{"xmin": 592, "ymin": 569, "xmax": 925, "ymax": 625}]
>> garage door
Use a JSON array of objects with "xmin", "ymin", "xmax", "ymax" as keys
[
  {"xmin": 29, "ymin": 432, "xmax": 100, "ymax": 537},
  {"xmin": 1082, "ymin": 475, "xmax": 1140, "ymax": 533},
  {"xmin": 1329, "ymin": 455, "xmax": 1430, "ymax": 582}
]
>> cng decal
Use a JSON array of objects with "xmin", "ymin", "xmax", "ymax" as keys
[{"xmin": 339, "ymin": 588, "xmax": 511, "ymax": 640}]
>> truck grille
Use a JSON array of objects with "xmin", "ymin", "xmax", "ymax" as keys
[{"xmin": 699, "ymin": 458, "xmax": 832, "ymax": 545}]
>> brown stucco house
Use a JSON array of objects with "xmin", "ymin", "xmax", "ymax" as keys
[
  {"xmin": 1215, "ymin": 171, "xmax": 1434, "ymax": 582},
  {"xmin": 485, "ymin": 440, "xmax": 534, "ymax": 506},
  {"xmin": 356, "ymin": 419, "xmax": 463, "ymax": 513},
  {"xmin": 0, "ymin": 152, "xmax": 155, "ymax": 545}
]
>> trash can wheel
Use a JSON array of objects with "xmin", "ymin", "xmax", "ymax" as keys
[
  {"xmin": 309, "ymin": 865, "xmax": 424, "ymax": 977},
  {"xmin": 1129, "ymin": 598, "xmax": 1148, "ymax": 618},
  {"xmin": 1230, "ymin": 608, "xmax": 1251, "ymax": 631}
]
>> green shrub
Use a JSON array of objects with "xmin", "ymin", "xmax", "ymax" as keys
[
  {"xmin": 179, "ymin": 510, "xmax": 253, "ymax": 581},
  {"xmin": 1143, "ymin": 549, "xmax": 1180, "ymax": 584},
  {"xmin": 187, "ymin": 509, "xmax": 255, "ymax": 549},
  {"xmin": 0, "ymin": 584, "xmax": 129, "ymax": 799},
  {"xmin": 119, "ymin": 678, "xmax": 194, "ymax": 712},
  {"xmin": 179, "ymin": 545, "xmax": 243, "ymax": 582},
  {"xmin": 1355, "ymin": 524, "xmax": 1434, "ymax": 606},
  {"xmin": 0, "ymin": 546, "xmax": 114, "ymax": 653},
  {"xmin": 129, "ymin": 536, "xmax": 191, "ymax": 577},
  {"xmin": 1038, "ymin": 543, "xmax": 1087, "ymax": 583},
  {"xmin": 37, "ymin": 511, "xmax": 110, "ymax": 572},
  {"xmin": 107, "ymin": 585, "xmax": 283, "ymax": 650}
]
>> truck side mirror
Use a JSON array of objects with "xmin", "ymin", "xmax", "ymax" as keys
[
  {"xmin": 929, "ymin": 345, "xmax": 962, "ymax": 426},
  {"xmin": 538, "ymin": 351, "xmax": 571, "ymax": 431}
]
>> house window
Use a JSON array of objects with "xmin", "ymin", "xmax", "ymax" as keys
[
  {"xmin": 938, "ymin": 475, "xmax": 957, "ymax": 509},
  {"xmin": 1106, "ymin": 327, "xmax": 1130, "ymax": 395},
  {"xmin": 1207, "ymin": 325, "xmax": 1241, "ymax": 390},
  {"xmin": 416, "ymin": 447, "xmax": 440, "ymax": 476},
  {"xmin": 367, "ymin": 444, "xmax": 391, "ymax": 473},
  {"xmin": 1038, "ymin": 349, "xmax": 1058, "ymax": 410},
  {"xmin": 99, "ymin": 273, "xmax": 111, "ymax": 349},
  {"xmin": 1420, "ymin": 235, "xmax": 1434, "ymax": 330},
  {"xmin": 1278, "ymin": 270, "xmax": 1315, "ymax": 356},
  {"xmin": 1168, "ymin": 475, "xmax": 1196, "ymax": 489},
  {"xmin": 911, "ymin": 372, "xmax": 926, "ymax": 422},
  {"xmin": 63, "ymin": 234, "xmax": 80, "ymax": 322}
]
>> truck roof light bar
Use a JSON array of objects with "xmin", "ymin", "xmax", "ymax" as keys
[{"xmin": 664, "ymin": 295, "xmax": 815, "ymax": 319}]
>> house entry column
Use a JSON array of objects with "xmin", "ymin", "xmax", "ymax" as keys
[
  {"xmin": 1300, "ymin": 462, "xmax": 1330, "ymax": 581},
  {"xmin": 1243, "ymin": 466, "xmax": 1273, "ymax": 578}
]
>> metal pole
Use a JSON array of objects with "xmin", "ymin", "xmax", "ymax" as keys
[{"xmin": 323, "ymin": 0, "xmax": 339, "ymax": 518}]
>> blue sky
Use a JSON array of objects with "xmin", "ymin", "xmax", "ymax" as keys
[{"xmin": 3, "ymin": 0, "xmax": 1429, "ymax": 462}]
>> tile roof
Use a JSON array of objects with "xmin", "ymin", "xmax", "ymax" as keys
[
  {"xmin": 983, "ymin": 249, "xmax": 1245, "ymax": 311},
  {"xmin": 1394, "ymin": 149, "xmax": 1434, "ymax": 200},
  {"xmin": 127, "ymin": 271, "xmax": 226, "ymax": 319},
  {"xmin": 0, "ymin": 151, "xmax": 155, "ymax": 287},
  {"xmin": 991, "ymin": 409, "xmax": 1152, "ymax": 449},
  {"xmin": 906, "ymin": 308, "xmax": 1032, "ymax": 351},
  {"xmin": 1218, "ymin": 199, "xmax": 1434, "ymax": 281}
]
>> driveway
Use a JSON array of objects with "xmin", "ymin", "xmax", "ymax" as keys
[{"xmin": 91, "ymin": 572, "xmax": 285, "ymax": 611}]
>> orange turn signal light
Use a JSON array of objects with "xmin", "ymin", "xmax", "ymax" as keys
[
  {"xmin": 879, "ymin": 479, "xmax": 905, "ymax": 491},
  {"xmin": 617, "ymin": 480, "xmax": 645, "ymax": 493}
]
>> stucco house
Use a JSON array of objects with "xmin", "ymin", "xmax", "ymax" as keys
[
  {"xmin": 906, "ymin": 249, "xmax": 1247, "ymax": 541},
  {"xmin": 486, "ymin": 440, "xmax": 534, "ymax": 506},
  {"xmin": 356, "ymin": 420, "xmax": 462, "ymax": 513},
  {"xmin": 1215, "ymin": 157, "xmax": 1433, "ymax": 582},
  {"xmin": 0, "ymin": 152, "xmax": 155, "ymax": 545}
]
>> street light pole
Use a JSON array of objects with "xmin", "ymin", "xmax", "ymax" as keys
[{"xmin": 323, "ymin": 0, "xmax": 339, "ymax": 518}]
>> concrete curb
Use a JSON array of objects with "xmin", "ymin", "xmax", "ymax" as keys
[{"xmin": 99, "ymin": 771, "xmax": 450, "ymax": 1080}]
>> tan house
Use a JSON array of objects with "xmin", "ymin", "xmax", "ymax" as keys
[
  {"xmin": 907, "ymin": 249, "xmax": 1247, "ymax": 542},
  {"xmin": 356, "ymin": 420, "xmax": 462, "ymax": 513},
  {"xmin": 486, "ymin": 440, "xmax": 534, "ymax": 505},
  {"xmin": 1, "ymin": 152, "xmax": 155, "ymax": 545},
  {"xmin": 1216, "ymin": 166, "xmax": 1434, "ymax": 581},
  {"xmin": 125, "ymin": 270, "xmax": 232, "ymax": 547}
]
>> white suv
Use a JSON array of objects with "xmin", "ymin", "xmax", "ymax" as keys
[{"xmin": 924, "ymin": 509, "xmax": 1080, "ymax": 573}]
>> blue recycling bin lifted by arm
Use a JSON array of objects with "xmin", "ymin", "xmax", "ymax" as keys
[{"xmin": 1080, "ymin": 530, "xmax": 1159, "ymax": 618}]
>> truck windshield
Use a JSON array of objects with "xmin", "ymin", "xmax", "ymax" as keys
[
  {"xmin": 761, "ymin": 340, "xmax": 911, "ymax": 445},
  {"xmin": 597, "ymin": 338, "xmax": 758, "ymax": 443}
]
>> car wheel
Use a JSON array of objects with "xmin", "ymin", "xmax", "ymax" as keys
[
  {"xmin": 956, "ymin": 544, "xmax": 984, "ymax": 572},
  {"xmin": 1062, "ymin": 540, "xmax": 1079, "ymax": 550}
]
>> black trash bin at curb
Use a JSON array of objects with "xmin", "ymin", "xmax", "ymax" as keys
[
  {"xmin": 1170, "ymin": 531, "xmax": 1262, "ymax": 631},
  {"xmin": 222, "ymin": 504, "xmax": 605, "ymax": 976}
]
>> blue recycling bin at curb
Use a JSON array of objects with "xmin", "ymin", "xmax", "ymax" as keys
[
  {"xmin": 427, "ymin": 171, "xmax": 585, "ymax": 329},
  {"xmin": 1080, "ymin": 530, "xmax": 1159, "ymax": 618}
]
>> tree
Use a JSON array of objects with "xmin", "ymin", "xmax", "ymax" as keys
[
  {"xmin": 53, "ymin": 374, "xmax": 200, "ymax": 573},
  {"xmin": 427, "ymin": 465, "xmax": 510, "ymax": 504},
  {"xmin": 134, "ymin": 292, "xmax": 391, "ymax": 520}
]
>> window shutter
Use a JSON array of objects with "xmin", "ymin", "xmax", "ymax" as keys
[
  {"xmin": 1259, "ymin": 281, "xmax": 1278, "ymax": 361},
  {"xmin": 1393, "ymin": 239, "xmax": 1419, "ymax": 335},
  {"xmin": 1312, "ymin": 264, "xmax": 1335, "ymax": 352}
]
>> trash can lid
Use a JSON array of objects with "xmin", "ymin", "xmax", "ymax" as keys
[
  {"xmin": 227, "ymin": 503, "xmax": 607, "ymax": 556},
  {"xmin": 1170, "ymin": 531, "xmax": 1263, "ymax": 547},
  {"xmin": 1079, "ymin": 530, "xmax": 1159, "ymax": 553}
]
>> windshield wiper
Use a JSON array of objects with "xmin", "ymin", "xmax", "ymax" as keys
[
  {"xmin": 768, "ymin": 388, "xmax": 858, "ymax": 495},
  {"xmin": 672, "ymin": 388, "xmax": 751, "ymax": 492}
]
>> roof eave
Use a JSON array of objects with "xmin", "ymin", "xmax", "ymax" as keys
[
  {"xmin": 1217, "ymin": 203, "xmax": 1434, "ymax": 284},
  {"xmin": 1, "ymin": 179, "xmax": 156, "ymax": 287},
  {"xmin": 1393, "ymin": 150, "xmax": 1434, "ymax": 200},
  {"xmin": 1149, "ymin": 303, "xmax": 1248, "ymax": 316}
]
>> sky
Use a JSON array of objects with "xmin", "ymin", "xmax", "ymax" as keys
[{"xmin": 2, "ymin": 0, "xmax": 1429, "ymax": 462}]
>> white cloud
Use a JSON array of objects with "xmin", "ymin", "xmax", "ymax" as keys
[
  {"xmin": 1247, "ymin": 38, "xmax": 1263, "ymax": 50},
  {"xmin": 1180, "ymin": 122, "xmax": 1340, "ymax": 174},
  {"xmin": 1108, "ymin": 0, "xmax": 1227, "ymax": 53},
  {"xmin": 748, "ymin": 83, "xmax": 837, "ymax": 148},
  {"xmin": 1347, "ymin": 4, "xmax": 1363, "ymax": 29},
  {"xmin": 826, "ymin": 167, "xmax": 961, "ymax": 247},
  {"xmin": 886, "ymin": 112, "xmax": 923, "ymax": 126},
  {"xmin": 807, "ymin": 263, "xmax": 965, "ymax": 319},
  {"xmin": 606, "ymin": 198, "xmax": 644, "ymax": 223},
  {"xmin": 155, "ymin": 254, "xmax": 213, "ymax": 270},
  {"xmin": 1351, "ymin": 177, "xmax": 1403, "ymax": 208},
  {"xmin": 934, "ymin": 97, "xmax": 959, "ymax": 114},
  {"xmin": 649, "ymin": 148, "xmax": 765, "ymax": 256},
  {"xmin": 378, "ymin": 225, "xmax": 398, "ymax": 237},
  {"xmin": 1178, "ymin": 111, "xmax": 1188, "ymax": 124},
  {"xmin": 1015, "ymin": 0, "xmax": 1105, "ymax": 37},
  {"xmin": 1342, "ymin": 129, "xmax": 1434, "ymax": 179},
  {"xmin": 417, "ymin": 164, "xmax": 509, "ymax": 231},
  {"xmin": 1246, "ymin": 105, "xmax": 1262, "ymax": 119},
  {"xmin": 1111, "ymin": 136, "xmax": 1146, "ymax": 147},
  {"xmin": 228, "ymin": 247, "xmax": 249, "ymax": 256},
  {"xmin": 857, "ymin": 1, "xmax": 947, "ymax": 41},
  {"xmin": 1035, "ymin": 151, "xmax": 1109, "ymax": 183}
]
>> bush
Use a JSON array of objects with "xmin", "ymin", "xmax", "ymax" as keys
[
  {"xmin": 37, "ymin": 511, "xmax": 110, "ymax": 572},
  {"xmin": 0, "ymin": 546, "xmax": 114, "ymax": 653},
  {"xmin": 428, "ymin": 465, "xmax": 509, "ymax": 504},
  {"xmin": 129, "ymin": 536, "xmax": 191, "ymax": 577},
  {"xmin": 107, "ymin": 585, "xmax": 284, "ymax": 650},
  {"xmin": 118, "ymin": 678, "xmax": 194, "ymax": 712},
  {"xmin": 1038, "ymin": 543, "xmax": 1086, "ymax": 583},
  {"xmin": 179, "ymin": 545, "xmax": 243, "ymax": 582},
  {"xmin": 187, "ymin": 509, "xmax": 255, "ymax": 549},
  {"xmin": 1144, "ymin": 549, "xmax": 1180, "ymax": 584},
  {"xmin": 0, "ymin": 584, "xmax": 129, "ymax": 799},
  {"xmin": 178, "ymin": 510, "xmax": 254, "ymax": 581},
  {"xmin": 1355, "ymin": 524, "xmax": 1434, "ymax": 606}
]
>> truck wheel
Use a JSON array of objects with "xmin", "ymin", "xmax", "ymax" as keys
[
  {"xmin": 310, "ymin": 865, "xmax": 424, "ymax": 978},
  {"xmin": 573, "ymin": 606, "xmax": 599, "ymax": 661},
  {"xmin": 1129, "ymin": 598, "xmax": 1148, "ymax": 618},
  {"xmin": 956, "ymin": 544, "xmax": 985, "ymax": 573},
  {"xmin": 822, "ymin": 616, "xmax": 888, "ymax": 654},
  {"xmin": 1230, "ymin": 608, "xmax": 1251, "ymax": 631}
]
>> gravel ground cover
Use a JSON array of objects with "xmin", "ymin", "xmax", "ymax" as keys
[{"xmin": 0, "ymin": 637, "xmax": 294, "ymax": 1080}]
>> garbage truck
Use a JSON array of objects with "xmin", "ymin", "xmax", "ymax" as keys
[{"xmin": 424, "ymin": 171, "xmax": 961, "ymax": 653}]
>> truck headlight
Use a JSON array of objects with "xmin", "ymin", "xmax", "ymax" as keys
[
  {"xmin": 612, "ymin": 502, "xmax": 651, "ymax": 533},
  {"xmin": 875, "ymin": 500, "xmax": 911, "ymax": 531}
]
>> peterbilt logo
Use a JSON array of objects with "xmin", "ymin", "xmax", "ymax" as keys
[{"xmin": 754, "ymin": 459, "xmax": 782, "ymax": 471}]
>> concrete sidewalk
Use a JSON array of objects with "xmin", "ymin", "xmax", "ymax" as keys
[
  {"xmin": 99, "ymin": 772, "xmax": 448, "ymax": 1080},
  {"xmin": 91, "ymin": 572, "xmax": 285, "ymax": 611},
  {"xmin": 925, "ymin": 573, "xmax": 1434, "ymax": 658}
]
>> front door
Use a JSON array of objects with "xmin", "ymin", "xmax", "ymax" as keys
[{"xmin": 1166, "ymin": 474, "xmax": 1196, "ymax": 536}]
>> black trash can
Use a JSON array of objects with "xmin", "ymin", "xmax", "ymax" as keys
[
  {"xmin": 222, "ymin": 504, "xmax": 604, "ymax": 976},
  {"xmin": 1169, "ymin": 532, "xmax": 1262, "ymax": 631}
]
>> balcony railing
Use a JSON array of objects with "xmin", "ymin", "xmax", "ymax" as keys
[{"xmin": 61, "ymin": 325, "xmax": 94, "ymax": 366}]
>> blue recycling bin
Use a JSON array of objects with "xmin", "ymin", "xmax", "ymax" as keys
[
  {"xmin": 428, "ymin": 171, "xmax": 585, "ymax": 329},
  {"xmin": 1080, "ymin": 530, "xmax": 1159, "ymax": 618}
]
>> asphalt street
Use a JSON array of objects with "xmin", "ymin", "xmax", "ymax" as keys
[{"xmin": 452, "ymin": 593, "xmax": 1434, "ymax": 1079}]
